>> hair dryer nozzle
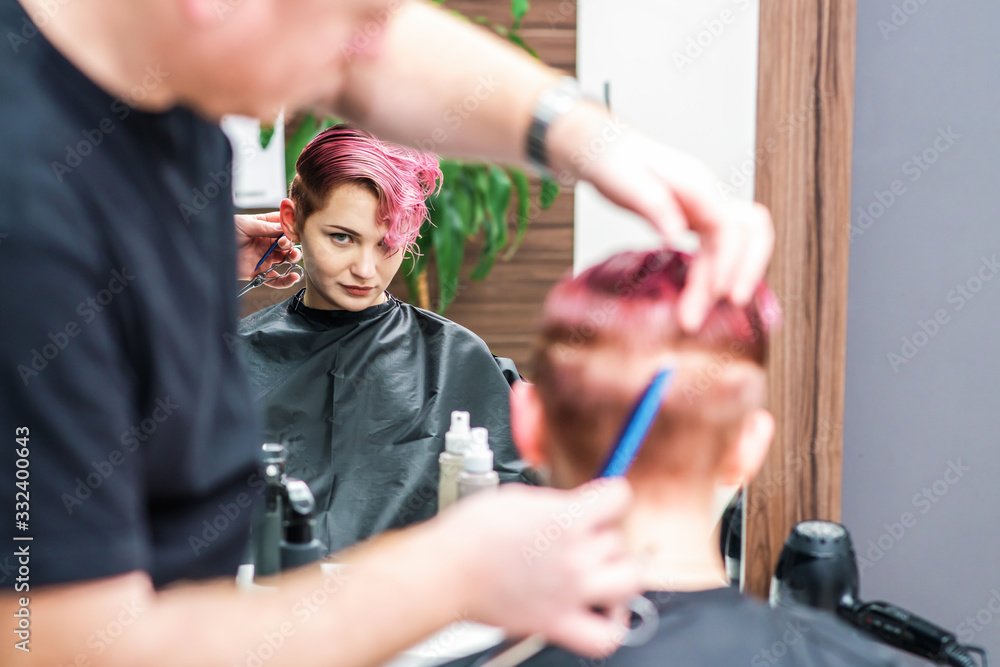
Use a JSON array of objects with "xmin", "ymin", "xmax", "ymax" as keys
[{"xmin": 770, "ymin": 520, "xmax": 859, "ymax": 613}]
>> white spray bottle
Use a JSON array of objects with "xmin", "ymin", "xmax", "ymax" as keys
[
  {"xmin": 438, "ymin": 411, "xmax": 471, "ymax": 512},
  {"xmin": 457, "ymin": 427, "xmax": 500, "ymax": 500}
]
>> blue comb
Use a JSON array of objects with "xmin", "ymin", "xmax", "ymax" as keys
[
  {"xmin": 597, "ymin": 367, "xmax": 674, "ymax": 478},
  {"xmin": 253, "ymin": 235, "xmax": 285, "ymax": 274}
]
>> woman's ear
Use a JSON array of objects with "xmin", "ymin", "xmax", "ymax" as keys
[
  {"xmin": 279, "ymin": 199, "xmax": 301, "ymax": 243},
  {"xmin": 720, "ymin": 408, "xmax": 775, "ymax": 485},
  {"xmin": 509, "ymin": 381, "xmax": 550, "ymax": 468}
]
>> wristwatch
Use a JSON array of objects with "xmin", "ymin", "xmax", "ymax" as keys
[{"xmin": 526, "ymin": 76, "xmax": 590, "ymax": 171}]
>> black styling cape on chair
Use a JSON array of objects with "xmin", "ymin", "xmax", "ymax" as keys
[{"xmin": 238, "ymin": 290, "xmax": 530, "ymax": 555}]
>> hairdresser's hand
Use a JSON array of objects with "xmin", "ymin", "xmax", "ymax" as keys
[
  {"xmin": 547, "ymin": 106, "xmax": 774, "ymax": 332},
  {"xmin": 440, "ymin": 479, "xmax": 639, "ymax": 658},
  {"xmin": 234, "ymin": 212, "xmax": 303, "ymax": 287}
]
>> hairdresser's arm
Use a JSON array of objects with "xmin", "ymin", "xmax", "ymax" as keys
[
  {"xmin": 0, "ymin": 481, "xmax": 636, "ymax": 667},
  {"xmin": 331, "ymin": 1, "xmax": 773, "ymax": 330}
]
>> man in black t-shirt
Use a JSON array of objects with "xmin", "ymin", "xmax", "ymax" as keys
[
  {"xmin": 445, "ymin": 249, "xmax": 904, "ymax": 667},
  {"xmin": 0, "ymin": 0, "xmax": 774, "ymax": 664}
]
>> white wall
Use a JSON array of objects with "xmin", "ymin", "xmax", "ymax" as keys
[
  {"xmin": 221, "ymin": 113, "xmax": 287, "ymax": 210},
  {"xmin": 575, "ymin": 0, "xmax": 760, "ymax": 272}
]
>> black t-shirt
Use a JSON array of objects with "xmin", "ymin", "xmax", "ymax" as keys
[
  {"xmin": 0, "ymin": 0, "xmax": 261, "ymax": 588},
  {"xmin": 445, "ymin": 587, "xmax": 905, "ymax": 667}
]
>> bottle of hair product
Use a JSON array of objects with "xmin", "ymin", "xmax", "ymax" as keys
[
  {"xmin": 457, "ymin": 427, "xmax": 500, "ymax": 500},
  {"xmin": 438, "ymin": 411, "xmax": 472, "ymax": 513}
]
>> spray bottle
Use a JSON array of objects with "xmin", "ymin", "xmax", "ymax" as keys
[
  {"xmin": 457, "ymin": 427, "xmax": 500, "ymax": 500},
  {"xmin": 438, "ymin": 411, "xmax": 471, "ymax": 512}
]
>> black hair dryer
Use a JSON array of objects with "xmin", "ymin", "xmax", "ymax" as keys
[
  {"xmin": 770, "ymin": 520, "xmax": 989, "ymax": 667},
  {"xmin": 252, "ymin": 443, "xmax": 327, "ymax": 579}
]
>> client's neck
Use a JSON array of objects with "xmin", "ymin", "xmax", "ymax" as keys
[{"xmin": 622, "ymin": 482, "xmax": 729, "ymax": 593}]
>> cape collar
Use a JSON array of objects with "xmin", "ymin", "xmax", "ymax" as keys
[{"xmin": 287, "ymin": 288, "xmax": 399, "ymax": 326}]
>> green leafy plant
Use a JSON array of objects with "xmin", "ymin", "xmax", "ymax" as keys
[{"xmin": 267, "ymin": 0, "xmax": 561, "ymax": 314}]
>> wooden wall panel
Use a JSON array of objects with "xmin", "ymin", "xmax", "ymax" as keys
[
  {"xmin": 744, "ymin": 0, "xmax": 856, "ymax": 597},
  {"xmin": 241, "ymin": 0, "xmax": 575, "ymax": 378}
]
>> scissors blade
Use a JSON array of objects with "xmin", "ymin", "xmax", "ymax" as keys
[{"xmin": 237, "ymin": 276, "xmax": 265, "ymax": 298}]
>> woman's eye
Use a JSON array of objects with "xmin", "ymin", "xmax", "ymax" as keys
[{"xmin": 330, "ymin": 233, "xmax": 351, "ymax": 243}]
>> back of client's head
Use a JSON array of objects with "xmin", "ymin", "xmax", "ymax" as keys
[
  {"xmin": 512, "ymin": 250, "xmax": 781, "ymax": 494},
  {"xmin": 288, "ymin": 123, "xmax": 441, "ymax": 254}
]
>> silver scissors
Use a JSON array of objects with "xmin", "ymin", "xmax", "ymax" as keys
[
  {"xmin": 237, "ymin": 235, "xmax": 303, "ymax": 297},
  {"xmin": 237, "ymin": 261, "xmax": 303, "ymax": 298}
]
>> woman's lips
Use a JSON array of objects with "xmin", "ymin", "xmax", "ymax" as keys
[{"xmin": 342, "ymin": 285, "xmax": 374, "ymax": 297}]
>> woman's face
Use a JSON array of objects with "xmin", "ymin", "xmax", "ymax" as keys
[{"xmin": 283, "ymin": 182, "xmax": 404, "ymax": 312}]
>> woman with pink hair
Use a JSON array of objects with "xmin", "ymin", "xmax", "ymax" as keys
[{"xmin": 239, "ymin": 125, "xmax": 530, "ymax": 554}]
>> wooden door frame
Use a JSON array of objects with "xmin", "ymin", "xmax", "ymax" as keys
[{"xmin": 744, "ymin": 0, "xmax": 857, "ymax": 598}]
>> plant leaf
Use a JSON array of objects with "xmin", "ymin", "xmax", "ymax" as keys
[
  {"xmin": 450, "ymin": 170, "xmax": 476, "ymax": 236},
  {"xmin": 466, "ymin": 165, "xmax": 490, "ymax": 237},
  {"xmin": 259, "ymin": 124, "xmax": 275, "ymax": 150},
  {"xmin": 472, "ymin": 166, "xmax": 512, "ymax": 281},
  {"xmin": 539, "ymin": 174, "xmax": 560, "ymax": 209},
  {"xmin": 504, "ymin": 167, "xmax": 532, "ymax": 260},
  {"xmin": 511, "ymin": 0, "xmax": 530, "ymax": 29},
  {"xmin": 507, "ymin": 31, "xmax": 539, "ymax": 59},
  {"xmin": 284, "ymin": 114, "xmax": 320, "ymax": 185},
  {"xmin": 438, "ymin": 158, "xmax": 462, "ymax": 186},
  {"xmin": 400, "ymin": 219, "xmax": 433, "ymax": 304},
  {"xmin": 431, "ymin": 190, "xmax": 466, "ymax": 314}
]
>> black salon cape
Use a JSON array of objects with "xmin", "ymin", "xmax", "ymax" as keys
[{"xmin": 238, "ymin": 290, "xmax": 530, "ymax": 554}]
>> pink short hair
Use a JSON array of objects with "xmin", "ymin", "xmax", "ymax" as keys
[
  {"xmin": 531, "ymin": 249, "xmax": 781, "ymax": 478},
  {"xmin": 289, "ymin": 124, "xmax": 442, "ymax": 253}
]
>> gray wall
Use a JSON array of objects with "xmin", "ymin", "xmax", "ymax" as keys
[{"xmin": 845, "ymin": 1, "xmax": 1000, "ymax": 663}]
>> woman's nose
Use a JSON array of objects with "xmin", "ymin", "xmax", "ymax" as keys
[{"xmin": 351, "ymin": 247, "xmax": 378, "ymax": 280}]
